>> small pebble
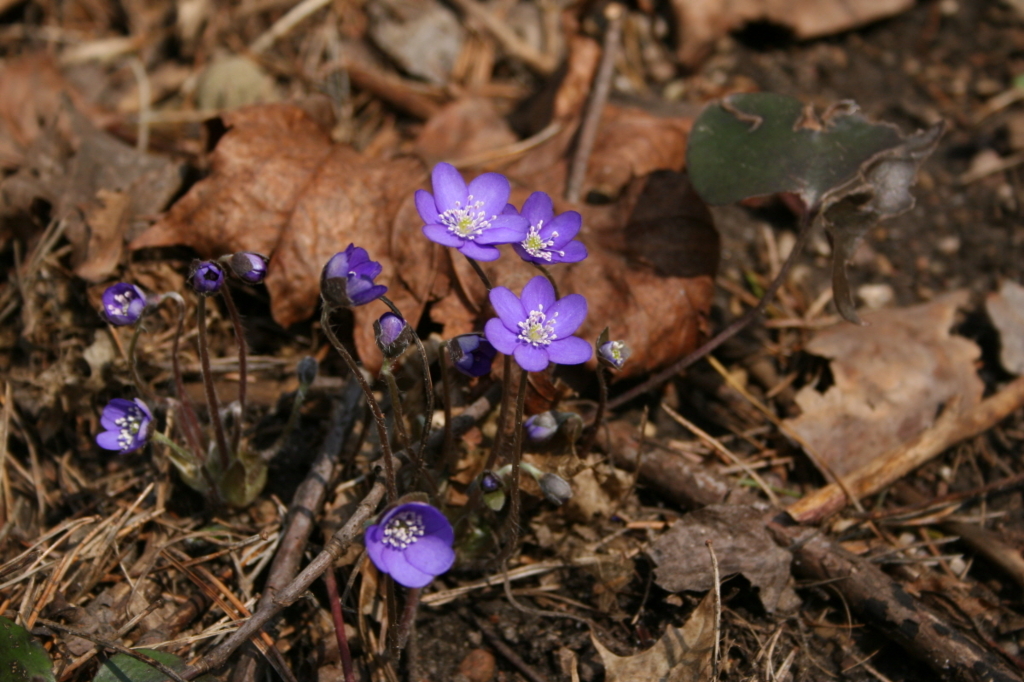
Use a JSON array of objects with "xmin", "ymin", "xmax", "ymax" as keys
[
  {"xmin": 857, "ymin": 283, "xmax": 894, "ymax": 310},
  {"xmin": 458, "ymin": 648, "xmax": 496, "ymax": 682}
]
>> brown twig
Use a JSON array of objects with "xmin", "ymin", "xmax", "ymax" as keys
[
  {"xmin": 565, "ymin": 3, "xmax": 623, "ymax": 203},
  {"xmin": 324, "ymin": 567, "xmax": 356, "ymax": 682},
  {"xmin": 448, "ymin": 0, "xmax": 558, "ymax": 75}
]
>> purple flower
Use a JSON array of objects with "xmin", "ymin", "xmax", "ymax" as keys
[
  {"xmin": 188, "ymin": 260, "xmax": 225, "ymax": 295},
  {"xmin": 598, "ymin": 340, "xmax": 631, "ymax": 370},
  {"xmin": 524, "ymin": 411, "xmax": 559, "ymax": 443},
  {"xmin": 448, "ymin": 334, "xmax": 497, "ymax": 378},
  {"xmin": 101, "ymin": 283, "xmax": 148, "ymax": 326},
  {"xmin": 96, "ymin": 398, "xmax": 152, "ymax": 454},
  {"xmin": 508, "ymin": 192, "xmax": 588, "ymax": 265},
  {"xmin": 416, "ymin": 163, "xmax": 529, "ymax": 262},
  {"xmin": 484, "ymin": 276, "xmax": 591, "ymax": 372},
  {"xmin": 321, "ymin": 244, "xmax": 388, "ymax": 308},
  {"xmin": 228, "ymin": 252, "xmax": 269, "ymax": 284},
  {"xmin": 375, "ymin": 312, "xmax": 411, "ymax": 358},
  {"xmin": 365, "ymin": 502, "xmax": 455, "ymax": 588}
]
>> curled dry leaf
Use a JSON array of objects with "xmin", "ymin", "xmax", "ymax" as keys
[
  {"xmin": 132, "ymin": 36, "xmax": 714, "ymax": 374},
  {"xmin": 648, "ymin": 504, "xmax": 797, "ymax": 614},
  {"xmin": 670, "ymin": 0, "xmax": 914, "ymax": 66},
  {"xmin": 592, "ymin": 589, "xmax": 716, "ymax": 682},
  {"xmin": 784, "ymin": 292, "xmax": 983, "ymax": 479},
  {"xmin": 986, "ymin": 280, "xmax": 1024, "ymax": 375}
]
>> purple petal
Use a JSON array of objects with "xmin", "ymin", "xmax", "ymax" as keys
[
  {"xmin": 502, "ymin": 203, "xmax": 520, "ymax": 216},
  {"xmin": 380, "ymin": 548, "xmax": 435, "ymax": 588},
  {"xmin": 476, "ymin": 225, "xmax": 529, "ymax": 245},
  {"xmin": 349, "ymin": 260, "xmax": 382, "ymax": 280},
  {"xmin": 520, "ymin": 276, "xmax": 556, "ymax": 313},
  {"xmin": 458, "ymin": 241, "xmax": 500, "ymax": 261},
  {"xmin": 546, "ymin": 337, "xmax": 592, "ymax": 365},
  {"xmin": 544, "ymin": 211, "xmax": 581, "ymax": 243},
  {"xmin": 133, "ymin": 398, "xmax": 153, "ymax": 421},
  {"xmin": 348, "ymin": 281, "xmax": 387, "ymax": 307},
  {"xmin": 521, "ymin": 192, "xmax": 554, "ymax": 226},
  {"xmin": 404, "ymin": 536, "xmax": 455, "ymax": 575},
  {"xmin": 345, "ymin": 245, "xmax": 370, "ymax": 269},
  {"xmin": 467, "ymin": 172, "xmax": 511, "ymax": 217},
  {"xmin": 365, "ymin": 524, "xmax": 386, "ymax": 567},
  {"xmin": 555, "ymin": 240, "xmax": 588, "ymax": 263},
  {"xmin": 100, "ymin": 399, "xmax": 135, "ymax": 430},
  {"xmin": 423, "ymin": 224, "xmax": 465, "ymax": 247},
  {"xmin": 432, "ymin": 163, "xmax": 467, "ymax": 211},
  {"xmin": 484, "ymin": 318, "xmax": 519, "ymax": 354},
  {"xmin": 96, "ymin": 430, "xmax": 123, "ymax": 451},
  {"xmin": 548, "ymin": 293, "xmax": 587, "ymax": 337},
  {"xmin": 489, "ymin": 287, "xmax": 525, "ymax": 327},
  {"xmin": 415, "ymin": 189, "xmax": 439, "ymax": 223},
  {"xmin": 514, "ymin": 344, "xmax": 549, "ymax": 372},
  {"xmin": 512, "ymin": 243, "xmax": 539, "ymax": 264},
  {"xmin": 415, "ymin": 504, "xmax": 455, "ymax": 544}
]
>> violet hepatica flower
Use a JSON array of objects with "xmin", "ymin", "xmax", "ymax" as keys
[
  {"xmin": 96, "ymin": 398, "xmax": 152, "ymax": 454},
  {"xmin": 416, "ymin": 163, "xmax": 528, "ymax": 262},
  {"xmin": 101, "ymin": 283, "xmax": 147, "ymax": 326},
  {"xmin": 228, "ymin": 252, "xmax": 269, "ymax": 284},
  {"xmin": 598, "ymin": 340, "xmax": 631, "ymax": 370},
  {"xmin": 484, "ymin": 276, "xmax": 591, "ymax": 372},
  {"xmin": 365, "ymin": 502, "xmax": 455, "ymax": 588},
  {"xmin": 508, "ymin": 192, "xmax": 588, "ymax": 265},
  {"xmin": 448, "ymin": 334, "xmax": 497, "ymax": 377},
  {"xmin": 374, "ymin": 312, "xmax": 411, "ymax": 358},
  {"xmin": 321, "ymin": 244, "xmax": 388, "ymax": 308},
  {"xmin": 188, "ymin": 260, "xmax": 225, "ymax": 295}
]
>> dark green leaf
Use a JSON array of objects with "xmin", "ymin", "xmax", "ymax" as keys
[
  {"xmin": 0, "ymin": 616, "xmax": 55, "ymax": 682},
  {"xmin": 93, "ymin": 650, "xmax": 215, "ymax": 682}
]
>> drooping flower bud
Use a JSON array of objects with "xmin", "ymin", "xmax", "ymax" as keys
[
  {"xmin": 100, "ymin": 283, "xmax": 148, "ymax": 326},
  {"xmin": 524, "ymin": 411, "xmax": 559, "ymax": 443},
  {"xmin": 374, "ymin": 312, "xmax": 412, "ymax": 359},
  {"xmin": 448, "ymin": 334, "xmax": 497, "ymax": 378},
  {"xmin": 538, "ymin": 473, "xmax": 572, "ymax": 506},
  {"xmin": 228, "ymin": 252, "xmax": 269, "ymax": 284},
  {"xmin": 320, "ymin": 244, "xmax": 387, "ymax": 308},
  {"xmin": 296, "ymin": 356, "xmax": 319, "ymax": 387},
  {"xmin": 188, "ymin": 260, "xmax": 225, "ymax": 296}
]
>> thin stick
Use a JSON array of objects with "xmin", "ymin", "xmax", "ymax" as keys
[
  {"xmin": 39, "ymin": 618, "xmax": 189, "ymax": 682},
  {"xmin": 706, "ymin": 540, "xmax": 721, "ymax": 682},
  {"xmin": 324, "ymin": 568, "xmax": 356, "ymax": 682},
  {"xmin": 124, "ymin": 323, "xmax": 149, "ymax": 398},
  {"xmin": 565, "ymin": 3, "xmax": 623, "ymax": 203},
  {"xmin": 609, "ymin": 211, "xmax": 815, "ymax": 410},
  {"xmin": 196, "ymin": 297, "xmax": 231, "ymax": 473},
  {"xmin": 321, "ymin": 306, "xmax": 397, "ymax": 503},
  {"xmin": 219, "ymin": 286, "xmax": 248, "ymax": 454}
]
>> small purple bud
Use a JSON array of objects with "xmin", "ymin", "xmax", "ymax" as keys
[
  {"xmin": 539, "ymin": 473, "xmax": 572, "ymax": 506},
  {"xmin": 228, "ymin": 252, "xmax": 269, "ymax": 284},
  {"xmin": 598, "ymin": 340, "xmax": 631, "ymax": 370},
  {"xmin": 321, "ymin": 244, "xmax": 387, "ymax": 308},
  {"xmin": 374, "ymin": 312, "xmax": 411, "ymax": 358},
  {"xmin": 448, "ymin": 334, "xmax": 497, "ymax": 378},
  {"xmin": 296, "ymin": 356, "xmax": 319, "ymax": 386},
  {"xmin": 100, "ymin": 283, "xmax": 148, "ymax": 326},
  {"xmin": 188, "ymin": 260, "xmax": 225, "ymax": 295},
  {"xmin": 524, "ymin": 411, "xmax": 559, "ymax": 443},
  {"xmin": 481, "ymin": 471, "xmax": 502, "ymax": 493}
]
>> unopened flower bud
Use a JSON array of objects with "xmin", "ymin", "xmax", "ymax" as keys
[
  {"xmin": 524, "ymin": 411, "xmax": 559, "ymax": 443},
  {"xmin": 188, "ymin": 260, "xmax": 225, "ymax": 296},
  {"xmin": 296, "ymin": 356, "xmax": 319, "ymax": 386},
  {"xmin": 449, "ymin": 334, "xmax": 497, "ymax": 377},
  {"xmin": 598, "ymin": 340, "xmax": 630, "ymax": 370},
  {"xmin": 538, "ymin": 473, "xmax": 572, "ymax": 506},
  {"xmin": 228, "ymin": 252, "xmax": 268, "ymax": 284},
  {"xmin": 100, "ymin": 283, "xmax": 148, "ymax": 326},
  {"xmin": 481, "ymin": 471, "xmax": 502, "ymax": 493},
  {"xmin": 374, "ymin": 312, "xmax": 412, "ymax": 358}
]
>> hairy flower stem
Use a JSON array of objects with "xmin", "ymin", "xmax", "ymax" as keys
[
  {"xmin": 323, "ymin": 568, "xmax": 355, "ymax": 682},
  {"xmin": 219, "ymin": 285, "xmax": 247, "ymax": 453},
  {"xmin": 608, "ymin": 209, "xmax": 816, "ymax": 409},
  {"xmin": 273, "ymin": 378, "xmax": 311, "ymax": 452},
  {"xmin": 163, "ymin": 293, "xmax": 204, "ymax": 461},
  {"xmin": 381, "ymin": 296, "xmax": 434, "ymax": 470},
  {"xmin": 464, "ymin": 255, "xmax": 493, "ymax": 290},
  {"xmin": 483, "ymin": 355, "xmax": 514, "ymax": 475},
  {"xmin": 530, "ymin": 262, "xmax": 560, "ymax": 299},
  {"xmin": 125, "ymin": 323, "xmax": 149, "ymax": 398},
  {"xmin": 395, "ymin": 587, "xmax": 421, "ymax": 650},
  {"xmin": 579, "ymin": 365, "xmax": 608, "ymax": 457},
  {"xmin": 196, "ymin": 297, "xmax": 232, "ymax": 473},
  {"xmin": 498, "ymin": 368, "xmax": 529, "ymax": 563},
  {"xmin": 321, "ymin": 306, "xmax": 397, "ymax": 503},
  {"xmin": 438, "ymin": 341, "xmax": 455, "ymax": 473}
]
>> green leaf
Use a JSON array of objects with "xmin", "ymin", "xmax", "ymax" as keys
[
  {"xmin": 93, "ymin": 650, "xmax": 215, "ymax": 682},
  {"xmin": 0, "ymin": 616, "xmax": 55, "ymax": 682},
  {"xmin": 687, "ymin": 93, "xmax": 943, "ymax": 323}
]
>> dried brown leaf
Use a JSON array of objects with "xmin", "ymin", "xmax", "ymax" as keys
[
  {"xmin": 670, "ymin": 0, "xmax": 914, "ymax": 66},
  {"xmin": 592, "ymin": 589, "xmax": 716, "ymax": 682},
  {"xmin": 785, "ymin": 292, "xmax": 983, "ymax": 478},
  {"xmin": 986, "ymin": 280, "xmax": 1024, "ymax": 375},
  {"xmin": 649, "ymin": 504, "xmax": 797, "ymax": 613}
]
